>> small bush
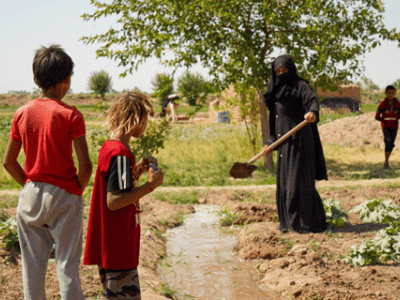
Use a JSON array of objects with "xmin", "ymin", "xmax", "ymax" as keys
[{"xmin": 87, "ymin": 70, "xmax": 113, "ymax": 100}]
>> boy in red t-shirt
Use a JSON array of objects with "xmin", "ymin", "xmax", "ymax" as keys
[
  {"xmin": 375, "ymin": 85, "xmax": 400, "ymax": 169},
  {"xmin": 83, "ymin": 92, "xmax": 164, "ymax": 300},
  {"xmin": 2, "ymin": 45, "xmax": 92, "ymax": 299}
]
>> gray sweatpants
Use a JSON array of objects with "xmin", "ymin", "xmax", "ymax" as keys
[{"xmin": 16, "ymin": 182, "xmax": 85, "ymax": 300}]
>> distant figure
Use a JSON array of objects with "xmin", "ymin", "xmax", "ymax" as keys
[
  {"xmin": 2, "ymin": 44, "xmax": 92, "ymax": 299},
  {"xmin": 159, "ymin": 94, "xmax": 180, "ymax": 123},
  {"xmin": 83, "ymin": 92, "xmax": 164, "ymax": 300},
  {"xmin": 263, "ymin": 54, "xmax": 328, "ymax": 234},
  {"xmin": 375, "ymin": 85, "xmax": 400, "ymax": 170}
]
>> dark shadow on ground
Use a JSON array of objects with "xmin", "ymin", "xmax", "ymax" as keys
[
  {"xmin": 331, "ymin": 223, "xmax": 388, "ymax": 234},
  {"xmin": 325, "ymin": 158, "xmax": 400, "ymax": 181}
]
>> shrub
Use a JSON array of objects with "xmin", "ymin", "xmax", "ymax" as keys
[
  {"xmin": 177, "ymin": 70, "xmax": 207, "ymax": 106},
  {"xmin": 150, "ymin": 73, "xmax": 174, "ymax": 104},
  {"xmin": 87, "ymin": 70, "xmax": 113, "ymax": 100}
]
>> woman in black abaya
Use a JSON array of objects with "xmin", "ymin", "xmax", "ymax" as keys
[{"xmin": 263, "ymin": 55, "xmax": 328, "ymax": 233}]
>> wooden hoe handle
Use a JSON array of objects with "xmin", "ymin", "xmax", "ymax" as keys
[{"xmin": 247, "ymin": 120, "xmax": 310, "ymax": 165}]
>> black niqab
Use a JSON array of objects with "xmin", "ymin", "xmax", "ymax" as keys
[{"xmin": 264, "ymin": 55, "xmax": 308, "ymax": 111}]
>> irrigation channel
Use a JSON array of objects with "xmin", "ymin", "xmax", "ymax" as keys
[{"xmin": 158, "ymin": 205, "xmax": 285, "ymax": 300}]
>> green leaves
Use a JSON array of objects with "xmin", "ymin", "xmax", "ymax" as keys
[
  {"xmin": 349, "ymin": 199, "xmax": 400, "ymax": 224},
  {"xmin": 341, "ymin": 200, "xmax": 400, "ymax": 266},
  {"xmin": 151, "ymin": 73, "xmax": 174, "ymax": 104},
  {"xmin": 323, "ymin": 199, "xmax": 349, "ymax": 228},
  {"xmin": 0, "ymin": 217, "xmax": 20, "ymax": 251},
  {"xmin": 87, "ymin": 70, "xmax": 113, "ymax": 100},
  {"xmin": 177, "ymin": 70, "xmax": 208, "ymax": 106},
  {"xmin": 129, "ymin": 118, "xmax": 172, "ymax": 158},
  {"xmin": 81, "ymin": 0, "xmax": 400, "ymax": 92}
]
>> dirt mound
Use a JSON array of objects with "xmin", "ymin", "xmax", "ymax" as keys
[{"xmin": 318, "ymin": 112, "xmax": 395, "ymax": 150}]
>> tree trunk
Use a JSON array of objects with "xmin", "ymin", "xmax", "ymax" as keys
[{"xmin": 256, "ymin": 88, "xmax": 274, "ymax": 171}]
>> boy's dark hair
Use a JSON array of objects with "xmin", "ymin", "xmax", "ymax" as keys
[
  {"xmin": 385, "ymin": 85, "xmax": 396, "ymax": 92},
  {"xmin": 33, "ymin": 44, "xmax": 74, "ymax": 90}
]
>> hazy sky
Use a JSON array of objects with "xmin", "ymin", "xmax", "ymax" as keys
[{"xmin": 1, "ymin": 0, "xmax": 399, "ymax": 95}]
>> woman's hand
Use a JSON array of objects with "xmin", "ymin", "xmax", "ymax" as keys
[
  {"xmin": 304, "ymin": 112, "xmax": 317, "ymax": 123},
  {"xmin": 263, "ymin": 145, "xmax": 273, "ymax": 156}
]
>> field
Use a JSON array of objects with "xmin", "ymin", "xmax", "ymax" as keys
[{"xmin": 0, "ymin": 95, "xmax": 400, "ymax": 300}]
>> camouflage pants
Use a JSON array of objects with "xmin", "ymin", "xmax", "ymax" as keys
[{"xmin": 98, "ymin": 266, "xmax": 141, "ymax": 300}]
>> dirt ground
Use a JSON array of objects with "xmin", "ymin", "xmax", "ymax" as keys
[
  {"xmin": 1, "ymin": 184, "xmax": 399, "ymax": 300},
  {"xmin": 318, "ymin": 112, "xmax": 396, "ymax": 150}
]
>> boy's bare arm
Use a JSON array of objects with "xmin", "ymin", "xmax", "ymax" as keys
[
  {"xmin": 73, "ymin": 136, "xmax": 93, "ymax": 192},
  {"xmin": 107, "ymin": 168, "xmax": 163, "ymax": 211},
  {"xmin": 2, "ymin": 139, "xmax": 26, "ymax": 186}
]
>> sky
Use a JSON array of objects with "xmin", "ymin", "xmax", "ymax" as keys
[{"xmin": 1, "ymin": 0, "xmax": 400, "ymax": 95}]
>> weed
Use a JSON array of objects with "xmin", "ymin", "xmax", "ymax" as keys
[
  {"xmin": 144, "ymin": 281, "xmax": 195, "ymax": 299},
  {"xmin": 215, "ymin": 206, "xmax": 241, "ymax": 227},
  {"xmin": 152, "ymin": 227, "xmax": 164, "ymax": 239},
  {"xmin": 171, "ymin": 211, "xmax": 185, "ymax": 226},
  {"xmin": 307, "ymin": 239, "xmax": 321, "ymax": 252},
  {"xmin": 217, "ymin": 256, "xmax": 231, "ymax": 264},
  {"xmin": 307, "ymin": 290, "xmax": 320, "ymax": 300},
  {"xmin": 278, "ymin": 238, "xmax": 293, "ymax": 257},
  {"xmin": 3, "ymin": 255, "xmax": 11, "ymax": 266},
  {"xmin": 151, "ymin": 190, "xmax": 200, "ymax": 205}
]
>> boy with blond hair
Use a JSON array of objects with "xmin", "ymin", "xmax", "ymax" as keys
[
  {"xmin": 83, "ymin": 91, "xmax": 164, "ymax": 300},
  {"xmin": 2, "ymin": 44, "xmax": 92, "ymax": 299}
]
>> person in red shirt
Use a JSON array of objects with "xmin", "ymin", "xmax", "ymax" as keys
[
  {"xmin": 83, "ymin": 91, "xmax": 164, "ymax": 300},
  {"xmin": 2, "ymin": 45, "xmax": 92, "ymax": 299},
  {"xmin": 375, "ymin": 85, "xmax": 400, "ymax": 169}
]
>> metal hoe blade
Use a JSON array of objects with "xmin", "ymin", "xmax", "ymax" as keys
[{"xmin": 229, "ymin": 162, "xmax": 258, "ymax": 179}]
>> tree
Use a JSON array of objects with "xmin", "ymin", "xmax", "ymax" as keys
[
  {"xmin": 81, "ymin": 0, "xmax": 400, "ymax": 170},
  {"xmin": 391, "ymin": 79, "xmax": 400, "ymax": 91},
  {"xmin": 150, "ymin": 73, "xmax": 174, "ymax": 104},
  {"xmin": 361, "ymin": 77, "xmax": 380, "ymax": 91},
  {"xmin": 87, "ymin": 70, "xmax": 112, "ymax": 100},
  {"xmin": 223, "ymin": 82, "xmax": 262, "ymax": 156},
  {"xmin": 177, "ymin": 70, "xmax": 206, "ymax": 106}
]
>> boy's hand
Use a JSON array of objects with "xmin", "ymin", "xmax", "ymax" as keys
[
  {"xmin": 143, "ymin": 156, "xmax": 158, "ymax": 170},
  {"xmin": 148, "ymin": 167, "xmax": 163, "ymax": 190}
]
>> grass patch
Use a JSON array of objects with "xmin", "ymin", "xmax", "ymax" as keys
[
  {"xmin": 215, "ymin": 206, "xmax": 241, "ymax": 227},
  {"xmin": 231, "ymin": 190, "xmax": 275, "ymax": 205},
  {"xmin": 150, "ymin": 190, "xmax": 203, "ymax": 205},
  {"xmin": 0, "ymin": 194, "xmax": 19, "ymax": 209},
  {"xmin": 323, "ymin": 142, "xmax": 400, "ymax": 180}
]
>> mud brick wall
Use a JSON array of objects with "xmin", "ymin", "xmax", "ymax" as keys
[
  {"xmin": 209, "ymin": 84, "xmax": 243, "ymax": 123},
  {"xmin": 316, "ymin": 84, "xmax": 360, "ymax": 102}
]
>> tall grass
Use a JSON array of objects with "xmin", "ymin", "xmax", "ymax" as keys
[{"xmin": 138, "ymin": 123, "xmax": 277, "ymax": 187}]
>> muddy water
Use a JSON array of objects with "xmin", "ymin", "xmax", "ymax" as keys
[{"xmin": 159, "ymin": 205, "xmax": 285, "ymax": 300}]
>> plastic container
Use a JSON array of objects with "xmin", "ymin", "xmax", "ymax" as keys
[{"xmin": 217, "ymin": 111, "xmax": 230, "ymax": 123}]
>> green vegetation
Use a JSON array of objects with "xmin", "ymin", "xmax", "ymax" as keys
[
  {"xmin": 0, "ymin": 214, "xmax": 20, "ymax": 251},
  {"xmin": 349, "ymin": 199, "xmax": 400, "ymax": 224},
  {"xmin": 177, "ymin": 70, "xmax": 210, "ymax": 106},
  {"xmin": 151, "ymin": 190, "xmax": 202, "ymax": 205},
  {"xmin": 340, "ymin": 200, "xmax": 400, "ymax": 266},
  {"xmin": 151, "ymin": 73, "xmax": 174, "ymax": 104},
  {"xmin": 215, "ymin": 207, "xmax": 241, "ymax": 227},
  {"xmin": 322, "ymin": 199, "xmax": 349, "ymax": 228},
  {"xmin": 87, "ymin": 70, "xmax": 113, "ymax": 100}
]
